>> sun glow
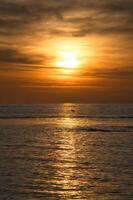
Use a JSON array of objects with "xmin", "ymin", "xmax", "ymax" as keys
[
  {"xmin": 39, "ymin": 38, "xmax": 93, "ymax": 75},
  {"xmin": 55, "ymin": 51, "xmax": 80, "ymax": 69}
]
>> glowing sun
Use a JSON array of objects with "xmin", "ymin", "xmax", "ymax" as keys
[
  {"xmin": 46, "ymin": 39, "xmax": 89, "ymax": 75},
  {"xmin": 55, "ymin": 51, "xmax": 80, "ymax": 70}
]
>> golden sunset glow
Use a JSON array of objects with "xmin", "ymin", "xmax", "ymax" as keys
[
  {"xmin": 45, "ymin": 38, "xmax": 91, "ymax": 75},
  {"xmin": 55, "ymin": 51, "xmax": 80, "ymax": 69}
]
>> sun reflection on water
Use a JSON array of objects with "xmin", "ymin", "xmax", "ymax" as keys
[
  {"xmin": 32, "ymin": 104, "xmax": 107, "ymax": 199},
  {"xmin": 51, "ymin": 104, "xmax": 84, "ymax": 198}
]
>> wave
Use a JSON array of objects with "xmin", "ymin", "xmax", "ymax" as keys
[
  {"xmin": 72, "ymin": 126, "xmax": 133, "ymax": 132},
  {"xmin": 54, "ymin": 125, "xmax": 133, "ymax": 133},
  {"xmin": 0, "ymin": 115, "xmax": 133, "ymax": 119},
  {"xmin": 1, "ymin": 122, "xmax": 132, "ymax": 132}
]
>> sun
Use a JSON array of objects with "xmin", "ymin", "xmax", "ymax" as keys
[
  {"xmin": 55, "ymin": 51, "xmax": 80, "ymax": 69},
  {"xmin": 42, "ymin": 38, "xmax": 90, "ymax": 75}
]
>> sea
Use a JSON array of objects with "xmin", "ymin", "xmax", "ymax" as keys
[{"xmin": 0, "ymin": 104, "xmax": 133, "ymax": 200}]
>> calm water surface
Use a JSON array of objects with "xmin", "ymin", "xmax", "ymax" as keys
[{"xmin": 0, "ymin": 104, "xmax": 133, "ymax": 200}]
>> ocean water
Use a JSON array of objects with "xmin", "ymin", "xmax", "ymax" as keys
[{"xmin": 0, "ymin": 104, "xmax": 133, "ymax": 200}]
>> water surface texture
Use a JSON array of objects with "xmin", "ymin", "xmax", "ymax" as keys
[{"xmin": 0, "ymin": 104, "xmax": 133, "ymax": 200}]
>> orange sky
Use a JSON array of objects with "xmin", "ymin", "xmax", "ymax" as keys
[{"xmin": 0, "ymin": 0, "xmax": 133, "ymax": 103}]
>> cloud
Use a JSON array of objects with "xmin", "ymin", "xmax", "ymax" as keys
[
  {"xmin": 82, "ymin": 67, "xmax": 133, "ymax": 79},
  {"xmin": 70, "ymin": 0, "xmax": 133, "ymax": 36},
  {"xmin": 0, "ymin": 0, "xmax": 74, "ymax": 36},
  {"xmin": 0, "ymin": 47, "xmax": 43, "ymax": 65},
  {"xmin": 0, "ymin": 46, "xmax": 60, "ymax": 72},
  {"xmin": 0, "ymin": 0, "xmax": 132, "ymax": 37}
]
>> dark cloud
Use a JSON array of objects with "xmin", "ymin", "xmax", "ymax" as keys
[
  {"xmin": 0, "ymin": 0, "xmax": 132, "ymax": 37},
  {"xmin": 0, "ymin": 47, "xmax": 43, "ymax": 65},
  {"xmin": 82, "ymin": 67, "xmax": 133, "ymax": 79},
  {"xmin": 71, "ymin": 0, "xmax": 133, "ymax": 36},
  {"xmin": 0, "ymin": 0, "xmax": 74, "ymax": 36}
]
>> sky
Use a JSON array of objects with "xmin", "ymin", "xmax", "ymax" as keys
[{"xmin": 0, "ymin": 0, "xmax": 133, "ymax": 103}]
